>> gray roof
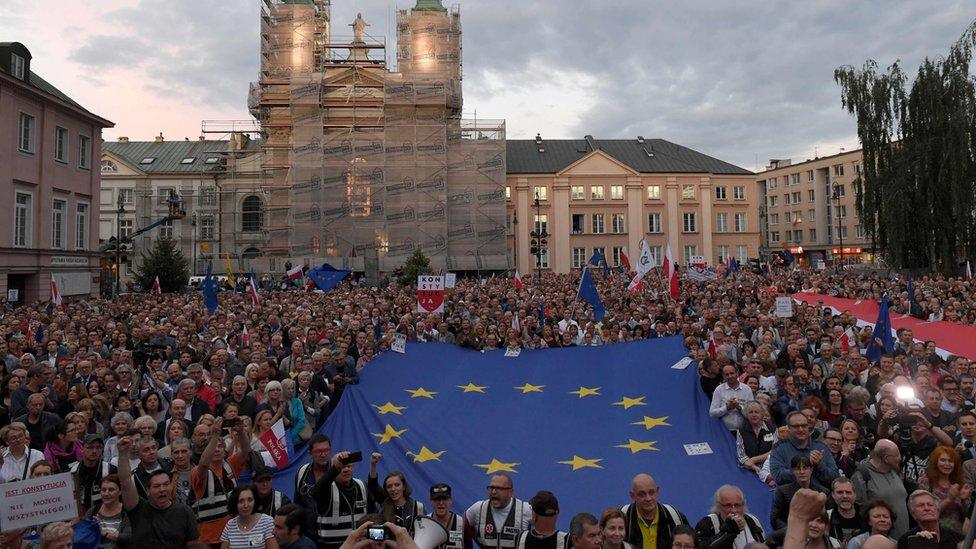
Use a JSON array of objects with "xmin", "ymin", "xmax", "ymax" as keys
[
  {"xmin": 103, "ymin": 140, "xmax": 230, "ymax": 173},
  {"xmin": 506, "ymin": 137, "xmax": 753, "ymax": 175}
]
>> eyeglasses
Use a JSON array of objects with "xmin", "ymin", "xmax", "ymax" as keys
[
  {"xmin": 487, "ymin": 485, "xmax": 511, "ymax": 492},
  {"xmin": 824, "ymin": 436, "xmax": 843, "ymax": 442}
]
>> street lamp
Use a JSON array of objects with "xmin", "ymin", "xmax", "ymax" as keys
[
  {"xmin": 191, "ymin": 212, "xmax": 198, "ymax": 276},
  {"xmin": 528, "ymin": 194, "xmax": 548, "ymax": 283},
  {"xmin": 115, "ymin": 193, "xmax": 124, "ymax": 298},
  {"xmin": 832, "ymin": 190, "xmax": 843, "ymax": 266}
]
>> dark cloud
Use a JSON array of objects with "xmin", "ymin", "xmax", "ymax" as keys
[{"xmin": 69, "ymin": 35, "xmax": 156, "ymax": 68}]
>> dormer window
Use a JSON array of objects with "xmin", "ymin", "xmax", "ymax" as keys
[
  {"xmin": 205, "ymin": 157, "xmax": 219, "ymax": 164},
  {"xmin": 11, "ymin": 53, "xmax": 25, "ymax": 80},
  {"xmin": 180, "ymin": 157, "xmax": 195, "ymax": 164},
  {"xmin": 140, "ymin": 157, "xmax": 155, "ymax": 165}
]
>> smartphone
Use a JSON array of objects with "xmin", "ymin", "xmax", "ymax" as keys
[
  {"xmin": 904, "ymin": 535, "xmax": 938, "ymax": 549},
  {"xmin": 342, "ymin": 451, "xmax": 363, "ymax": 464},
  {"xmin": 367, "ymin": 527, "xmax": 388, "ymax": 541},
  {"xmin": 223, "ymin": 417, "xmax": 240, "ymax": 430}
]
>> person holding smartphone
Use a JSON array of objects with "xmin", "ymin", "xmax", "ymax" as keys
[{"xmin": 310, "ymin": 450, "xmax": 376, "ymax": 549}]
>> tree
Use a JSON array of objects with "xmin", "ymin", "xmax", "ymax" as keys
[
  {"xmin": 133, "ymin": 238, "xmax": 190, "ymax": 292},
  {"xmin": 834, "ymin": 21, "xmax": 976, "ymax": 271},
  {"xmin": 399, "ymin": 249, "xmax": 430, "ymax": 286}
]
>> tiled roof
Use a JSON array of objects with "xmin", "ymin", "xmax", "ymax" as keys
[
  {"xmin": 506, "ymin": 137, "xmax": 753, "ymax": 175},
  {"xmin": 103, "ymin": 140, "xmax": 230, "ymax": 173}
]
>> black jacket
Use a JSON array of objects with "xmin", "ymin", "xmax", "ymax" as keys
[
  {"xmin": 770, "ymin": 481, "xmax": 829, "ymax": 530},
  {"xmin": 695, "ymin": 513, "xmax": 765, "ymax": 549},
  {"xmin": 623, "ymin": 503, "xmax": 689, "ymax": 549}
]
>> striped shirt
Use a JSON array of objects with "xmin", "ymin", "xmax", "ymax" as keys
[{"xmin": 220, "ymin": 513, "xmax": 274, "ymax": 548}]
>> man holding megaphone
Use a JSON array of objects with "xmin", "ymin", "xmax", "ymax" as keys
[{"xmin": 428, "ymin": 483, "xmax": 469, "ymax": 549}]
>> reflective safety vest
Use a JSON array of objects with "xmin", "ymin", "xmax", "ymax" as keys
[
  {"xmin": 69, "ymin": 460, "xmax": 112, "ymax": 510},
  {"xmin": 515, "ymin": 530, "xmax": 568, "ymax": 549},
  {"xmin": 475, "ymin": 499, "xmax": 527, "ymax": 549},
  {"xmin": 316, "ymin": 478, "xmax": 368, "ymax": 548},
  {"xmin": 193, "ymin": 462, "xmax": 236, "ymax": 523},
  {"xmin": 431, "ymin": 512, "xmax": 466, "ymax": 549}
]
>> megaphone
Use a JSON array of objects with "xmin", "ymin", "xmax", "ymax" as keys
[{"xmin": 412, "ymin": 516, "xmax": 449, "ymax": 549}]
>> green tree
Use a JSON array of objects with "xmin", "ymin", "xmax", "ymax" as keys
[
  {"xmin": 399, "ymin": 248, "xmax": 431, "ymax": 286},
  {"xmin": 133, "ymin": 238, "xmax": 190, "ymax": 292},
  {"xmin": 834, "ymin": 21, "xmax": 976, "ymax": 271}
]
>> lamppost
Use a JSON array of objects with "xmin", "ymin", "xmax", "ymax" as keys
[
  {"xmin": 191, "ymin": 211, "xmax": 198, "ymax": 276},
  {"xmin": 115, "ymin": 193, "xmax": 124, "ymax": 298},
  {"xmin": 832, "ymin": 190, "xmax": 843, "ymax": 266},
  {"xmin": 528, "ymin": 193, "xmax": 548, "ymax": 282}
]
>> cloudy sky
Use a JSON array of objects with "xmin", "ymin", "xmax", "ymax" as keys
[{"xmin": 2, "ymin": 0, "xmax": 972, "ymax": 171}]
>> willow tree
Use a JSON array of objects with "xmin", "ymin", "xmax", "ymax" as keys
[{"xmin": 834, "ymin": 21, "xmax": 976, "ymax": 271}]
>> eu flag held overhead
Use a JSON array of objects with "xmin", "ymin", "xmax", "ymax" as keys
[{"xmin": 272, "ymin": 338, "xmax": 771, "ymax": 528}]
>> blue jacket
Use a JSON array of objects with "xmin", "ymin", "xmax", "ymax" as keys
[{"xmin": 768, "ymin": 438, "xmax": 839, "ymax": 485}]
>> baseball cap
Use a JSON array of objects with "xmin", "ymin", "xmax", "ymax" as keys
[
  {"xmin": 83, "ymin": 433, "xmax": 105, "ymax": 446},
  {"xmin": 529, "ymin": 490, "xmax": 559, "ymax": 517},
  {"xmin": 430, "ymin": 483, "xmax": 452, "ymax": 499},
  {"xmin": 253, "ymin": 465, "xmax": 275, "ymax": 481}
]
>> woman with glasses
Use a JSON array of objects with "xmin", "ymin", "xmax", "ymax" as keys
[{"xmin": 0, "ymin": 422, "xmax": 44, "ymax": 482}]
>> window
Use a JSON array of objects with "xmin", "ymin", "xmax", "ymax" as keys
[
  {"xmin": 101, "ymin": 160, "xmax": 118, "ymax": 173},
  {"xmin": 648, "ymin": 246, "xmax": 662, "ymax": 265},
  {"xmin": 791, "ymin": 173, "xmax": 800, "ymax": 185},
  {"xmin": 591, "ymin": 213, "xmax": 605, "ymax": 234},
  {"xmin": 200, "ymin": 215, "xmax": 215, "ymax": 240},
  {"xmin": 785, "ymin": 212, "xmax": 792, "ymax": 223},
  {"xmin": 507, "ymin": 214, "xmax": 513, "ymax": 235},
  {"xmin": 839, "ymin": 226, "xmax": 849, "ymax": 238},
  {"xmin": 682, "ymin": 185, "xmax": 695, "ymax": 200},
  {"xmin": 590, "ymin": 186, "xmax": 604, "ymax": 200},
  {"xmin": 836, "ymin": 205, "xmax": 847, "ymax": 219},
  {"xmin": 75, "ymin": 203, "xmax": 89, "ymax": 250},
  {"xmin": 140, "ymin": 157, "xmax": 156, "ymax": 165},
  {"xmin": 54, "ymin": 127, "xmax": 68, "ymax": 163},
  {"xmin": 505, "ymin": 186, "xmax": 511, "ymax": 200},
  {"xmin": 119, "ymin": 220, "xmax": 133, "ymax": 239},
  {"xmin": 75, "ymin": 135, "xmax": 91, "ymax": 169},
  {"xmin": 791, "ymin": 192, "xmax": 801, "ymax": 204},
  {"xmin": 611, "ymin": 185, "xmax": 624, "ymax": 200},
  {"xmin": 856, "ymin": 225, "xmax": 865, "ymax": 238},
  {"xmin": 242, "ymin": 195, "xmax": 263, "ymax": 232},
  {"xmin": 808, "ymin": 189, "xmax": 815, "ymax": 202},
  {"xmin": 572, "ymin": 214, "xmax": 584, "ymax": 234},
  {"xmin": 573, "ymin": 248, "xmax": 586, "ymax": 269},
  {"xmin": 571, "ymin": 186, "xmax": 584, "ymax": 200},
  {"xmin": 534, "ymin": 214, "xmax": 548, "ymax": 235},
  {"xmin": 734, "ymin": 213, "xmax": 746, "ymax": 233},
  {"xmin": 807, "ymin": 170, "xmax": 814, "ymax": 182},
  {"xmin": 18, "ymin": 113, "xmax": 35, "ymax": 153},
  {"xmin": 833, "ymin": 164, "xmax": 845, "ymax": 177},
  {"xmin": 770, "ymin": 231, "xmax": 780, "ymax": 243},
  {"xmin": 716, "ymin": 212, "xmax": 728, "ymax": 232},
  {"xmin": 809, "ymin": 228, "xmax": 817, "ymax": 241},
  {"xmin": 533, "ymin": 186, "xmax": 547, "ymax": 201},
  {"xmin": 784, "ymin": 194, "xmax": 791, "ymax": 206},
  {"xmin": 592, "ymin": 247, "xmax": 606, "ymax": 266},
  {"xmin": 180, "ymin": 157, "xmax": 195, "ymax": 165},
  {"xmin": 205, "ymin": 157, "xmax": 219, "ymax": 164},
  {"xmin": 736, "ymin": 245, "xmax": 748, "ymax": 262},
  {"xmin": 242, "ymin": 248, "xmax": 262, "ymax": 260},
  {"xmin": 769, "ymin": 196, "xmax": 778, "ymax": 207},
  {"xmin": 612, "ymin": 246, "xmax": 624, "ymax": 267},
  {"xmin": 611, "ymin": 213, "xmax": 625, "ymax": 234},
  {"xmin": 794, "ymin": 230, "xmax": 803, "ymax": 243},
  {"xmin": 647, "ymin": 213, "xmax": 661, "ymax": 233},
  {"xmin": 200, "ymin": 187, "xmax": 217, "ymax": 207},
  {"xmin": 717, "ymin": 245, "xmax": 729, "ymax": 264},
  {"xmin": 770, "ymin": 213, "xmax": 779, "ymax": 225},
  {"xmin": 682, "ymin": 212, "xmax": 696, "ymax": 232},
  {"xmin": 767, "ymin": 178, "xmax": 777, "ymax": 189},
  {"xmin": 832, "ymin": 185, "xmax": 846, "ymax": 198},
  {"xmin": 119, "ymin": 188, "xmax": 134, "ymax": 205},
  {"xmin": 647, "ymin": 185, "xmax": 661, "ymax": 200},
  {"xmin": 808, "ymin": 209, "xmax": 816, "ymax": 222},
  {"xmin": 538, "ymin": 249, "xmax": 550, "ymax": 269},
  {"xmin": 733, "ymin": 186, "xmax": 745, "ymax": 200},
  {"xmin": 13, "ymin": 191, "xmax": 32, "ymax": 247},
  {"xmin": 157, "ymin": 187, "xmax": 175, "ymax": 206},
  {"xmin": 853, "ymin": 162, "xmax": 862, "ymax": 176},
  {"xmin": 715, "ymin": 186, "xmax": 727, "ymax": 200},
  {"xmin": 11, "ymin": 53, "xmax": 25, "ymax": 80},
  {"xmin": 158, "ymin": 219, "xmax": 174, "ymax": 239},
  {"xmin": 683, "ymin": 245, "xmax": 697, "ymax": 264},
  {"xmin": 51, "ymin": 199, "xmax": 66, "ymax": 249}
]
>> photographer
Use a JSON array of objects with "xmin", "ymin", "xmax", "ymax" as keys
[
  {"xmin": 339, "ymin": 515, "xmax": 419, "ymax": 549},
  {"xmin": 895, "ymin": 409, "xmax": 952, "ymax": 493},
  {"xmin": 310, "ymin": 450, "xmax": 377, "ymax": 549}
]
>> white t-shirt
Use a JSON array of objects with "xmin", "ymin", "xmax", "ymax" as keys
[
  {"xmin": 0, "ymin": 448, "xmax": 44, "ymax": 483},
  {"xmin": 220, "ymin": 513, "xmax": 275, "ymax": 549},
  {"xmin": 464, "ymin": 498, "xmax": 533, "ymax": 532}
]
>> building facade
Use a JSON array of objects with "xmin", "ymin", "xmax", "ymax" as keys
[
  {"xmin": 756, "ymin": 149, "xmax": 873, "ymax": 266},
  {"xmin": 0, "ymin": 42, "xmax": 113, "ymax": 303},
  {"xmin": 507, "ymin": 136, "xmax": 760, "ymax": 274}
]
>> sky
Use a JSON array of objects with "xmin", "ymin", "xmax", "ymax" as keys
[{"xmin": 1, "ymin": 0, "xmax": 972, "ymax": 171}]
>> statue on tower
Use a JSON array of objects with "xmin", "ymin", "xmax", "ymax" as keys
[{"xmin": 351, "ymin": 12, "xmax": 369, "ymax": 43}]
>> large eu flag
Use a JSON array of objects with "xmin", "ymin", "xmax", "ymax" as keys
[{"xmin": 272, "ymin": 338, "xmax": 771, "ymax": 528}]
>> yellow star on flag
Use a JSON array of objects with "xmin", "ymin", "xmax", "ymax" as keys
[
  {"xmin": 405, "ymin": 387, "xmax": 438, "ymax": 399},
  {"xmin": 616, "ymin": 439, "xmax": 658, "ymax": 454},
  {"xmin": 406, "ymin": 446, "xmax": 445, "ymax": 463},
  {"xmin": 372, "ymin": 424, "xmax": 407, "ymax": 444},
  {"xmin": 570, "ymin": 386, "xmax": 601, "ymax": 398},
  {"xmin": 557, "ymin": 455, "xmax": 604, "ymax": 471},
  {"xmin": 613, "ymin": 396, "xmax": 646, "ymax": 410},
  {"xmin": 457, "ymin": 383, "xmax": 488, "ymax": 393},
  {"xmin": 372, "ymin": 402, "xmax": 407, "ymax": 415},
  {"xmin": 632, "ymin": 416, "xmax": 671, "ymax": 430},
  {"xmin": 514, "ymin": 383, "xmax": 544, "ymax": 393},
  {"xmin": 474, "ymin": 458, "xmax": 520, "ymax": 474}
]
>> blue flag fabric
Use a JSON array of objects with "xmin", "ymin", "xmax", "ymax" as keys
[
  {"xmin": 865, "ymin": 294, "xmax": 894, "ymax": 363},
  {"xmin": 307, "ymin": 263, "xmax": 351, "ymax": 292},
  {"xmin": 907, "ymin": 275, "xmax": 916, "ymax": 310},
  {"xmin": 576, "ymin": 267, "xmax": 605, "ymax": 322},
  {"xmin": 782, "ymin": 249, "xmax": 794, "ymax": 265},
  {"xmin": 202, "ymin": 262, "xmax": 218, "ymax": 314},
  {"xmin": 34, "ymin": 322, "xmax": 44, "ymax": 344},
  {"xmin": 272, "ymin": 339, "xmax": 771, "ymax": 528}
]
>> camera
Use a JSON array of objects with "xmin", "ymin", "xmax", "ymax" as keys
[
  {"xmin": 341, "ymin": 451, "xmax": 363, "ymax": 465},
  {"xmin": 368, "ymin": 526, "xmax": 391, "ymax": 541}
]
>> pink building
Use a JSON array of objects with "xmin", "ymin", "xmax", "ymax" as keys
[{"xmin": 0, "ymin": 42, "xmax": 113, "ymax": 304}]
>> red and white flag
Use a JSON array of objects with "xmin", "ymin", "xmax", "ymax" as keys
[
  {"xmin": 840, "ymin": 326, "xmax": 855, "ymax": 353},
  {"xmin": 620, "ymin": 249, "xmax": 632, "ymax": 273},
  {"xmin": 50, "ymin": 278, "xmax": 62, "ymax": 307},
  {"xmin": 513, "ymin": 271, "xmax": 524, "ymax": 290},
  {"xmin": 248, "ymin": 276, "xmax": 262, "ymax": 306},
  {"xmin": 628, "ymin": 239, "xmax": 656, "ymax": 293},
  {"xmin": 663, "ymin": 243, "xmax": 679, "ymax": 300},
  {"xmin": 258, "ymin": 418, "xmax": 293, "ymax": 468},
  {"xmin": 242, "ymin": 323, "xmax": 250, "ymax": 347},
  {"xmin": 286, "ymin": 265, "xmax": 304, "ymax": 282},
  {"xmin": 512, "ymin": 312, "xmax": 521, "ymax": 333},
  {"xmin": 967, "ymin": 261, "xmax": 972, "ymax": 282},
  {"xmin": 152, "ymin": 276, "xmax": 162, "ymax": 295}
]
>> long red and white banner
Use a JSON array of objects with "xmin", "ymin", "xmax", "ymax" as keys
[{"xmin": 793, "ymin": 292, "xmax": 976, "ymax": 360}]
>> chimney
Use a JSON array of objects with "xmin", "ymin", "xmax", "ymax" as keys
[
  {"xmin": 117, "ymin": 136, "xmax": 129, "ymax": 143},
  {"xmin": 199, "ymin": 135, "xmax": 205, "ymax": 141},
  {"xmin": 154, "ymin": 132, "xmax": 164, "ymax": 143}
]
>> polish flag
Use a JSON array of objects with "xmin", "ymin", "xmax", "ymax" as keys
[
  {"xmin": 840, "ymin": 326, "xmax": 855, "ymax": 353},
  {"xmin": 50, "ymin": 278, "xmax": 63, "ymax": 307},
  {"xmin": 242, "ymin": 323, "xmax": 250, "ymax": 347},
  {"xmin": 620, "ymin": 249, "xmax": 632, "ymax": 273},
  {"xmin": 248, "ymin": 276, "xmax": 262, "ymax": 306},
  {"xmin": 512, "ymin": 312, "xmax": 521, "ymax": 333},
  {"xmin": 152, "ymin": 276, "xmax": 162, "ymax": 295},
  {"xmin": 663, "ymin": 244, "xmax": 679, "ymax": 300},
  {"xmin": 258, "ymin": 418, "xmax": 293, "ymax": 468},
  {"xmin": 513, "ymin": 271, "xmax": 524, "ymax": 290},
  {"xmin": 707, "ymin": 338, "xmax": 718, "ymax": 360},
  {"xmin": 286, "ymin": 265, "xmax": 304, "ymax": 282}
]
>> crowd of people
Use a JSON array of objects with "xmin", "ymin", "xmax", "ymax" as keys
[{"xmin": 1, "ymin": 262, "xmax": 975, "ymax": 548}]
